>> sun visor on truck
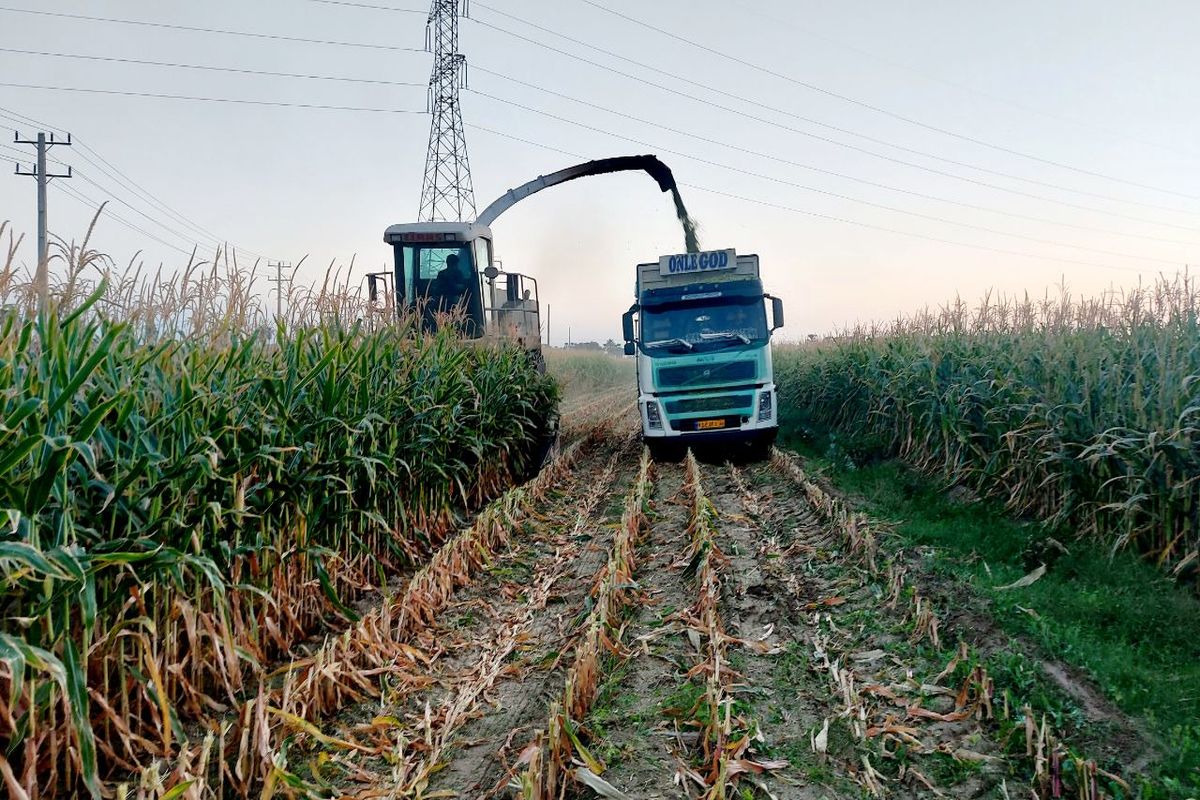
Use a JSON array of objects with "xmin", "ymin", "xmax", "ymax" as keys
[{"xmin": 640, "ymin": 278, "xmax": 765, "ymax": 308}]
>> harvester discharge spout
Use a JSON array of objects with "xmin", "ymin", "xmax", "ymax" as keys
[{"xmin": 475, "ymin": 154, "xmax": 698, "ymax": 252}]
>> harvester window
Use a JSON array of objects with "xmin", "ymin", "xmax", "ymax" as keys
[
  {"xmin": 473, "ymin": 238, "xmax": 491, "ymax": 279},
  {"xmin": 400, "ymin": 244, "xmax": 473, "ymax": 302}
]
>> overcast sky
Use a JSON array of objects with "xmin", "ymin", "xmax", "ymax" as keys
[{"xmin": 2, "ymin": 0, "xmax": 1198, "ymax": 343}]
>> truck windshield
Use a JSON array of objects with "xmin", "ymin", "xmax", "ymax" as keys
[{"xmin": 642, "ymin": 297, "xmax": 767, "ymax": 353}]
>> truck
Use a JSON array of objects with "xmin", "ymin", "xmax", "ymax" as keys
[{"xmin": 622, "ymin": 249, "xmax": 785, "ymax": 461}]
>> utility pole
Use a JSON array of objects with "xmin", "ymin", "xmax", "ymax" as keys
[
  {"xmin": 418, "ymin": 0, "xmax": 475, "ymax": 222},
  {"xmin": 13, "ymin": 131, "xmax": 72, "ymax": 315},
  {"xmin": 268, "ymin": 261, "xmax": 292, "ymax": 325},
  {"xmin": 545, "ymin": 302, "xmax": 550, "ymax": 347}
]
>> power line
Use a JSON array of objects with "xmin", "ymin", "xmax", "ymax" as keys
[
  {"xmin": 717, "ymin": 0, "xmax": 1198, "ymax": 161},
  {"xmin": 466, "ymin": 7, "xmax": 1200, "ymax": 222},
  {"xmin": 1, "ymin": 104, "xmax": 267, "ymax": 259},
  {"xmin": 55, "ymin": 181, "xmax": 205, "ymax": 258},
  {"xmin": 0, "ymin": 105, "xmax": 69, "ymax": 137},
  {"xmin": 465, "ymin": 122, "xmax": 1161, "ymax": 277},
  {"xmin": 0, "ymin": 141, "xmax": 68, "ymax": 167},
  {"xmin": 0, "ymin": 46, "xmax": 426, "ymax": 88},
  {"xmin": 679, "ymin": 183, "xmax": 1159, "ymax": 275},
  {"xmin": 297, "ymin": 0, "xmax": 426, "ymax": 11},
  {"xmin": 473, "ymin": 65, "xmax": 1200, "ymax": 249},
  {"xmin": 71, "ymin": 141, "xmax": 263, "ymax": 258},
  {"xmin": 0, "ymin": 82, "xmax": 429, "ymax": 113},
  {"xmin": 0, "ymin": 5, "xmax": 430, "ymax": 53},
  {"xmin": 74, "ymin": 171, "xmax": 226, "ymax": 253},
  {"xmin": 577, "ymin": 0, "xmax": 1200, "ymax": 203},
  {"xmin": 468, "ymin": 88, "xmax": 1187, "ymax": 267}
]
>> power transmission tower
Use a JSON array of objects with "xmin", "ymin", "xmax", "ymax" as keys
[
  {"xmin": 418, "ymin": 0, "xmax": 476, "ymax": 222},
  {"xmin": 13, "ymin": 131, "xmax": 72, "ymax": 315}
]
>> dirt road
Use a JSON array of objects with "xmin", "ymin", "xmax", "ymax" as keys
[{"xmin": 290, "ymin": 399, "xmax": 1091, "ymax": 799}]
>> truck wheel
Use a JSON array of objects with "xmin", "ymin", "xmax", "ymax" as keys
[
  {"xmin": 647, "ymin": 440, "xmax": 685, "ymax": 463},
  {"xmin": 744, "ymin": 432, "xmax": 776, "ymax": 462}
]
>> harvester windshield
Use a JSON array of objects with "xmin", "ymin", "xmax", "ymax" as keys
[
  {"xmin": 387, "ymin": 231, "xmax": 488, "ymax": 336},
  {"xmin": 399, "ymin": 241, "xmax": 476, "ymax": 318}
]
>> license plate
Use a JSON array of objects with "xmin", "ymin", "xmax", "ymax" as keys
[{"xmin": 697, "ymin": 419, "xmax": 726, "ymax": 430}]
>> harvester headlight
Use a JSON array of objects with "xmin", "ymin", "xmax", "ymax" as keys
[
  {"xmin": 758, "ymin": 390, "xmax": 774, "ymax": 422},
  {"xmin": 645, "ymin": 401, "xmax": 664, "ymax": 430}
]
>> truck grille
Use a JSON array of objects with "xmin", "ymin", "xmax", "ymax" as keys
[
  {"xmin": 657, "ymin": 360, "xmax": 755, "ymax": 388},
  {"xmin": 664, "ymin": 394, "xmax": 754, "ymax": 415}
]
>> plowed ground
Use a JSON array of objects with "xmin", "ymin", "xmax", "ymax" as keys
[{"xmin": 291, "ymin": 398, "xmax": 1132, "ymax": 800}]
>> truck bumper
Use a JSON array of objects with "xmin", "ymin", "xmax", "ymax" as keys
[{"xmin": 638, "ymin": 384, "xmax": 778, "ymax": 443}]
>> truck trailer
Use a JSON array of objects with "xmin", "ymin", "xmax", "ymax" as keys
[{"xmin": 622, "ymin": 249, "xmax": 784, "ymax": 461}]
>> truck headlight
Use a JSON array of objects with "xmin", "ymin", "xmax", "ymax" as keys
[
  {"xmin": 645, "ymin": 401, "xmax": 663, "ymax": 430},
  {"xmin": 758, "ymin": 390, "xmax": 774, "ymax": 422}
]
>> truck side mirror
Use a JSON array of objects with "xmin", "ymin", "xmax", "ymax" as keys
[
  {"xmin": 771, "ymin": 296, "xmax": 785, "ymax": 330},
  {"xmin": 623, "ymin": 342, "xmax": 635, "ymax": 356},
  {"xmin": 367, "ymin": 274, "xmax": 379, "ymax": 303},
  {"xmin": 621, "ymin": 308, "xmax": 635, "ymax": 343}
]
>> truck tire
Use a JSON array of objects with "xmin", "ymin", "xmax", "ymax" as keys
[
  {"xmin": 647, "ymin": 440, "xmax": 685, "ymax": 463},
  {"xmin": 744, "ymin": 431, "xmax": 776, "ymax": 462}
]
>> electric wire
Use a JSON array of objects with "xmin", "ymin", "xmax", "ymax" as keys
[
  {"xmin": 467, "ymin": 6, "xmax": 1200, "ymax": 222},
  {"xmin": 0, "ymin": 103, "xmax": 268, "ymax": 258},
  {"xmin": 577, "ymin": 0, "xmax": 1200, "ymax": 202},
  {"xmin": 0, "ymin": 141, "xmax": 70, "ymax": 168},
  {"xmin": 71, "ymin": 142, "xmax": 264, "ymax": 258},
  {"xmin": 0, "ymin": 82, "xmax": 429, "ymax": 113},
  {"xmin": 297, "ymin": 0, "xmax": 426, "ymax": 12},
  {"xmin": 54, "ymin": 182, "xmax": 201, "ymax": 258},
  {"xmin": 474, "ymin": 65, "xmax": 1200, "ymax": 249},
  {"xmin": 718, "ymin": 0, "xmax": 1198, "ymax": 160},
  {"xmin": 0, "ymin": 46, "xmax": 427, "ymax": 88},
  {"xmin": 0, "ymin": 105, "xmax": 70, "ymax": 137},
  {"xmin": 465, "ymin": 121, "xmax": 1161, "ymax": 276},
  {"xmin": 74, "ymin": 171, "xmax": 229, "ymax": 254},
  {"xmin": 0, "ymin": 6, "xmax": 430, "ymax": 53},
  {"xmin": 468, "ymin": 87, "xmax": 1186, "ymax": 267}
]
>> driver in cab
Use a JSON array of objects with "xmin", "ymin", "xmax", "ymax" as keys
[{"xmin": 430, "ymin": 253, "xmax": 471, "ymax": 307}]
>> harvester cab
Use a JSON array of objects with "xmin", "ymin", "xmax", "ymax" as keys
[
  {"xmin": 382, "ymin": 221, "xmax": 542, "ymax": 353},
  {"xmin": 381, "ymin": 155, "xmax": 688, "ymax": 370}
]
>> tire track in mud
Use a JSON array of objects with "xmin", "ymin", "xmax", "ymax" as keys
[
  {"xmin": 573, "ymin": 459, "xmax": 696, "ymax": 799},
  {"xmin": 698, "ymin": 462, "xmax": 841, "ymax": 800},
  {"xmin": 423, "ymin": 432, "xmax": 642, "ymax": 797},
  {"xmin": 296, "ymin": 420, "xmax": 642, "ymax": 797},
  {"xmin": 574, "ymin": 449, "xmax": 1024, "ymax": 800}
]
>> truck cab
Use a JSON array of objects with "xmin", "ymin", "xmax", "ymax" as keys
[
  {"xmin": 622, "ymin": 249, "xmax": 784, "ymax": 460},
  {"xmin": 382, "ymin": 221, "xmax": 542, "ymax": 354}
]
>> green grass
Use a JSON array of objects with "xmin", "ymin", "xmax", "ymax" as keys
[{"xmin": 779, "ymin": 422, "xmax": 1200, "ymax": 795}]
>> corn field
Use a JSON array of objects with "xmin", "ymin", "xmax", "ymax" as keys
[
  {"xmin": 775, "ymin": 274, "xmax": 1200, "ymax": 572},
  {"xmin": 0, "ymin": 220, "xmax": 556, "ymax": 796}
]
